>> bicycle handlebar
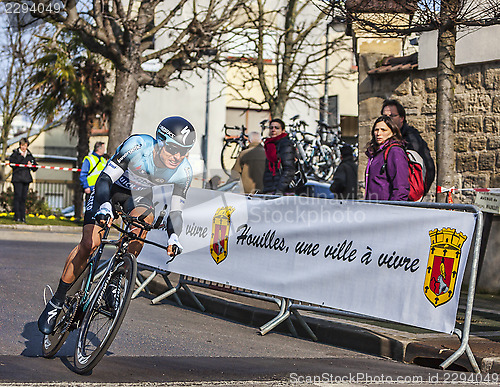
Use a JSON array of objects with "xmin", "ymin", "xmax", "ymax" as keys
[{"xmin": 111, "ymin": 203, "xmax": 172, "ymax": 254}]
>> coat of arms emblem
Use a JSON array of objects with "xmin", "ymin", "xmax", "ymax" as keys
[
  {"xmin": 423, "ymin": 228, "xmax": 467, "ymax": 307},
  {"xmin": 210, "ymin": 206, "xmax": 235, "ymax": 264}
]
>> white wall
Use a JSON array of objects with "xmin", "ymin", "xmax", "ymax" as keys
[
  {"xmin": 132, "ymin": 0, "xmax": 358, "ymax": 184},
  {"xmin": 133, "ymin": 68, "xmax": 228, "ymax": 186},
  {"xmin": 419, "ymin": 25, "xmax": 500, "ymax": 70}
]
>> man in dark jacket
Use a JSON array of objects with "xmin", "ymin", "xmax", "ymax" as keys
[
  {"xmin": 381, "ymin": 99, "xmax": 435, "ymax": 195},
  {"xmin": 263, "ymin": 118, "xmax": 296, "ymax": 195},
  {"xmin": 9, "ymin": 137, "xmax": 38, "ymax": 222},
  {"xmin": 330, "ymin": 144, "xmax": 357, "ymax": 199}
]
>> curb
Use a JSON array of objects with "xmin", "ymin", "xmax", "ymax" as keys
[
  {"xmin": 144, "ymin": 277, "xmax": 406, "ymax": 363},
  {"xmin": 0, "ymin": 224, "xmax": 80, "ymax": 233},
  {"xmin": 144, "ymin": 275, "xmax": 500, "ymax": 374}
]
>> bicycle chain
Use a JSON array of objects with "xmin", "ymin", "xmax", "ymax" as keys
[{"xmin": 60, "ymin": 292, "xmax": 82, "ymax": 332}]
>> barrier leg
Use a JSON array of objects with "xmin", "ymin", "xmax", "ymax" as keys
[
  {"xmin": 440, "ymin": 328, "xmax": 480, "ymax": 373},
  {"xmin": 180, "ymin": 279, "xmax": 205, "ymax": 312},
  {"xmin": 132, "ymin": 270, "xmax": 157, "ymax": 299},
  {"xmin": 259, "ymin": 297, "xmax": 285, "ymax": 332},
  {"xmin": 440, "ymin": 211, "xmax": 483, "ymax": 374},
  {"xmin": 291, "ymin": 309, "xmax": 318, "ymax": 341},
  {"xmin": 260, "ymin": 298, "xmax": 291, "ymax": 335},
  {"xmin": 162, "ymin": 273, "xmax": 182, "ymax": 306},
  {"xmin": 136, "ymin": 272, "xmax": 152, "ymax": 295},
  {"xmin": 286, "ymin": 315, "xmax": 298, "ymax": 338},
  {"xmin": 151, "ymin": 274, "xmax": 183, "ymax": 306},
  {"xmin": 151, "ymin": 285, "xmax": 179, "ymax": 305}
]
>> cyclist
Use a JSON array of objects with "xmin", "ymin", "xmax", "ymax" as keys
[{"xmin": 38, "ymin": 116, "xmax": 196, "ymax": 335}]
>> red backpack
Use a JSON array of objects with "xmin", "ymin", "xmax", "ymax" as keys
[{"xmin": 383, "ymin": 144, "xmax": 426, "ymax": 202}]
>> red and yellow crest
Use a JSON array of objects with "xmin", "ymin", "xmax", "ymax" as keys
[
  {"xmin": 423, "ymin": 228, "xmax": 467, "ymax": 307},
  {"xmin": 210, "ymin": 206, "xmax": 235, "ymax": 264}
]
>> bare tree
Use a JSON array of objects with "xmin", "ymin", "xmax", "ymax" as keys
[
  {"xmin": 220, "ymin": 0, "xmax": 353, "ymax": 119},
  {"xmin": 325, "ymin": 0, "xmax": 500, "ymax": 201},
  {"xmin": 0, "ymin": 14, "xmax": 44, "ymax": 182},
  {"xmin": 27, "ymin": 0, "xmax": 243, "ymax": 152}
]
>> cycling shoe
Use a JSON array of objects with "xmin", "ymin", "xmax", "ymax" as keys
[
  {"xmin": 104, "ymin": 277, "xmax": 120, "ymax": 313},
  {"xmin": 38, "ymin": 298, "xmax": 63, "ymax": 335}
]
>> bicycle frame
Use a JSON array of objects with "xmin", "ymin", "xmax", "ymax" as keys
[{"xmin": 79, "ymin": 206, "xmax": 173, "ymax": 315}]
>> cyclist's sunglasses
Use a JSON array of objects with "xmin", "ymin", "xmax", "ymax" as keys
[{"xmin": 162, "ymin": 142, "xmax": 189, "ymax": 156}]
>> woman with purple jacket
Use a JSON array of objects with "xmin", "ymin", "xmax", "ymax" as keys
[{"xmin": 365, "ymin": 116, "xmax": 410, "ymax": 201}]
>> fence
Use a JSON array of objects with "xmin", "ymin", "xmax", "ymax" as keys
[{"xmin": 1, "ymin": 180, "xmax": 75, "ymax": 210}]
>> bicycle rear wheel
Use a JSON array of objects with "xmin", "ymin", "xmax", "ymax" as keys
[
  {"xmin": 221, "ymin": 140, "xmax": 244, "ymax": 177},
  {"xmin": 42, "ymin": 267, "xmax": 89, "ymax": 358},
  {"xmin": 73, "ymin": 253, "xmax": 137, "ymax": 374}
]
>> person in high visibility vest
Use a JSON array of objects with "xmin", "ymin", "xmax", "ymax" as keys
[{"xmin": 80, "ymin": 142, "xmax": 107, "ymax": 202}]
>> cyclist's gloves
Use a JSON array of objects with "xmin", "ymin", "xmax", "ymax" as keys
[
  {"xmin": 167, "ymin": 233, "xmax": 183, "ymax": 258},
  {"xmin": 94, "ymin": 202, "xmax": 113, "ymax": 226}
]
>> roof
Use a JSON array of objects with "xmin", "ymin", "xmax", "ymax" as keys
[{"xmin": 367, "ymin": 52, "xmax": 418, "ymax": 75}]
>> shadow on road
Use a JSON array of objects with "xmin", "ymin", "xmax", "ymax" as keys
[
  {"xmin": 21, "ymin": 320, "xmax": 78, "ymax": 358},
  {"xmin": 21, "ymin": 321, "xmax": 41, "ymax": 357}
]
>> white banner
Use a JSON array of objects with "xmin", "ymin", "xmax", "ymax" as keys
[{"xmin": 140, "ymin": 188, "xmax": 476, "ymax": 334}]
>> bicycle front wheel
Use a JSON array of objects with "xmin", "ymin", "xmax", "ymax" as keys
[
  {"xmin": 221, "ymin": 140, "xmax": 244, "ymax": 177},
  {"xmin": 74, "ymin": 253, "xmax": 137, "ymax": 374}
]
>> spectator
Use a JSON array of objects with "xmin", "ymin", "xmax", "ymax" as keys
[
  {"xmin": 263, "ymin": 118, "xmax": 296, "ymax": 195},
  {"xmin": 80, "ymin": 142, "xmax": 107, "ymax": 203},
  {"xmin": 231, "ymin": 131, "xmax": 266, "ymax": 194},
  {"xmin": 9, "ymin": 137, "xmax": 38, "ymax": 222},
  {"xmin": 330, "ymin": 144, "xmax": 358, "ymax": 199},
  {"xmin": 381, "ymin": 99, "xmax": 435, "ymax": 195},
  {"xmin": 365, "ymin": 116, "xmax": 409, "ymax": 201}
]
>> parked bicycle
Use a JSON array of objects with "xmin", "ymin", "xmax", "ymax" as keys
[
  {"xmin": 41, "ymin": 203, "xmax": 174, "ymax": 374},
  {"xmin": 220, "ymin": 120, "xmax": 269, "ymax": 177},
  {"xmin": 220, "ymin": 124, "xmax": 247, "ymax": 176},
  {"xmin": 317, "ymin": 120, "xmax": 359, "ymax": 163},
  {"xmin": 288, "ymin": 115, "xmax": 336, "ymax": 181}
]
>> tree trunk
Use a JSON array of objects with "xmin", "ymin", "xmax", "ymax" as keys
[
  {"xmin": 435, "ymin": 18, "xmax": 456, "ymax": 202},
  {"xmin": 73, "ymin": 120, "xmax": 90, "ymax": 218},
  {"xmin": 271, "ymin": 101, "xmax": 286, "ymax": 120},
  {"xmin": 0, "ymin": 138, "xmax": 7, "ymax": 182},
  {"xmin": 108, "ymin": 67, "xmax": 140, "ymax": 153}
]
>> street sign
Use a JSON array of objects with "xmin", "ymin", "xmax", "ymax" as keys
[{"xmin": 475, "ymin": 192, "xmax": 500, "ymax": 214}]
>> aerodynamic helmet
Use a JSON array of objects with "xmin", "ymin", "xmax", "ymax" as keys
[{"xmin": 156, "ymin": 116, "xmax": 196, "ymax": 156}]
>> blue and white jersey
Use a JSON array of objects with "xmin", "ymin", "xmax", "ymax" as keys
[{"xmin": 105, "ymin": 134, "xmax": 192, "ymax": 199}]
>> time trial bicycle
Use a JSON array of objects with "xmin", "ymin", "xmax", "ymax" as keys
[{"xmin": 41, "ymin": 203, "xmax": 175, "ymax": 374}]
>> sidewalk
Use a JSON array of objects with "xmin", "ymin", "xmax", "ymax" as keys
[{"xmin": 142, "ymin": 271, "xmax": 500, "ymax": 374}]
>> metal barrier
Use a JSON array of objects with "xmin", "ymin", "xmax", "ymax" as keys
[
  {"xmin": 134, "ymin": 199, "xmax": 484, "ymax": 373},
  {"xmin": 284, "ymin": 200, "xmax": 483, "ymax": 373},
  {"xmin": 134, "ymin": 264, "xmax": 298, "ymax": 335}
]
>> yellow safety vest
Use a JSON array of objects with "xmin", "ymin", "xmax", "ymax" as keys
[{"xmin": 83, "ymin": 154, "xmax": 106, "ymax": 188}]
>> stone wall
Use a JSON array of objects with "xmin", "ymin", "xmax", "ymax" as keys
[
  {"xmin": 358, "ymin": 54, "xmax": 500, "ymax": 293},
  {"xmin": 358, "ymin": 53, "xmax": 500, "ymax": 203}
]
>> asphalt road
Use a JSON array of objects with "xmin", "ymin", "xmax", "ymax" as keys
[{"xmin": 0, "ymin": 228, "xmax": 489, "ymax": 385}]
